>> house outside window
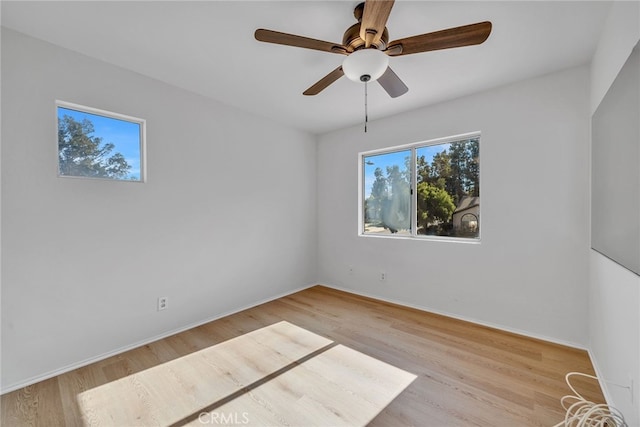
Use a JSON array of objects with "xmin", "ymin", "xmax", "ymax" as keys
[{"xmin": 457, "ymin": 211, "xmax": 480, "ymax": 235}]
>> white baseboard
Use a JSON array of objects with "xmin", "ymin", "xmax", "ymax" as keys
[
  {"xmin": 3, "ymin": 282, "xmax": 599, "ymax": 397},
  {"xmin": 1, "ymin": 283, "xmax": 317, "ymax": 395},
  {"xmin": 586, "ymin": 349, "xmax": 613, "ymax": 406},
  {"xmin": 317, "ymin": 282, "xmax": 590, "ymax": 351}
]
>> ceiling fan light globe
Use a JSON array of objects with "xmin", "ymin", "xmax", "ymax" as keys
[{"xmin": 342, "ymin": 49, "xmax": 389, "ymax": 83}]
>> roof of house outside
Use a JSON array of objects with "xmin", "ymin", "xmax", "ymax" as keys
[{"xmin": 453, "ymin": 196, "xmax": 480, "ymax": 214}]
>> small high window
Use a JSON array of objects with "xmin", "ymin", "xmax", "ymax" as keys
[
  {"xmin": 361, "ymin": 133, "xmax": 480, "ymax": 241},
  {"xmin": 57, "ymin": 101, "xmax": 145, "ymax": 181}
]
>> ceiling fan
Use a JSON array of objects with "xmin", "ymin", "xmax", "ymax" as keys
[{"xmin": 255, "ymin": 0, "xmax": 492, "ymax": 98}]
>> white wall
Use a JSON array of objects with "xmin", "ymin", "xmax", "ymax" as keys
[
  {"xmin": 0, "ymin": 29, "xmax": 317, "ymax": 392},
  {"xmin": 589, "ymin": 252, "xmax": 639, "ymax": 424},
  {"xmin": 589, "ymin": 2, "xmax": 640, "ymax": 425},
  {"xmin": 317, "ymin": 65, "xmax": 591, "ymax": 347}
]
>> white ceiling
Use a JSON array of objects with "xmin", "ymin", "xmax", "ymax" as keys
[{"xmin": 2, "ymin": 1, "xmax": 612, "ymax": 134}]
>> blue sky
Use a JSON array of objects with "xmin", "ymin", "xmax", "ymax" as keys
[
  {"xmin": 363, "ymin": 143, "xmax": 450, "ymax": 198},
  {"xmin": 58, "ymin": 106, "xmax": 142, "ymax": 180}
]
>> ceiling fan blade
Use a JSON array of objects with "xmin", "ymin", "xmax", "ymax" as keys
[
  {"xmin": 377, "ymin": 67, "xmax": 408, "ymax": 98},
  {"xmin": 360, "ymin": 0, "xmax": 395, "ymax": 48},
  {"xmin": 303, "ymin": 66, "xmax": 345, "ymax": 96},
  {"xmin": 255, "ymin": 29, "xmax": 347, "ymax": 55},
  {"xmin": 386, "ymin": 21, "xmax": 492, "ymax": 56}
]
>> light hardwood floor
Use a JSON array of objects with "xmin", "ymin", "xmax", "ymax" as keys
[{"xmin": 2, "ymin": 285, "xmax": 605, "ymax": 426}]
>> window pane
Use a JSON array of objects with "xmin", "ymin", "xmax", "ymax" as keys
[
  {"xmin": 363, "ymin": 150, "xmax": 411, "ymax": 235},
  {"xmin": 416, "ymin": 138, "xmax": 479, "ymax": 238},
  {"xmin": 57, "ymin": 104, "xmax": 144, "ymax": 181}
]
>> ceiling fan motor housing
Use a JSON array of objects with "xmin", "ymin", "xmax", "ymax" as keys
[{"xmin": 342, "ymin": 23, "xmax": 389, "ymax": 52}]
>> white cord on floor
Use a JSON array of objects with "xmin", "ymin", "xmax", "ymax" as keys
[{"xmin": 553, "ymin": 372, "xmax": 627, "ymax": 427}]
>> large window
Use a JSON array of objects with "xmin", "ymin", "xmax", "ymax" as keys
[
  {"xmin": 361, "ymin": 133, "xmax": 480, "ymax": 240},
  {"xmin": 57, "ymin": 101, "xmax": 145, "ymax": 181}
]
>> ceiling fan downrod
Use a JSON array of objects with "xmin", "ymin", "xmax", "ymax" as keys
[{"xmin": 364, "ymin": 78, "xmax": 369, "ymax": 133}]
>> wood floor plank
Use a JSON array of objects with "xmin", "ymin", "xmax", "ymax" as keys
[
  {"xmin": 1, "ymin": 285, "xmax": 606, "ymax": 426},
  {"xmin": 56, "ymin": 365, "xmax": 108, "ymax": 427},
  {"xmin": 197, "ymin": 343, "xmax": 416, "ymax": 427},
  {"xmin": 1, "ymin": 378, "xmax": 65, "ymax": 427},
  {"xmin": 77, "ymin": 321, "xmax": 335, "ymax": 426}
]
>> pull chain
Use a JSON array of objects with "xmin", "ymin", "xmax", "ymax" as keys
[{"xmin": 364, "ymin": 80, "xmax": 368, "ymax": 133}]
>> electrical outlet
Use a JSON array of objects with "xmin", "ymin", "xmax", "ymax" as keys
[
  {"xmin": 380, "ymin": 271, "xmax": 386, "ymax": 281},
  {"xmin": 158, "ymin": 296, "xmax": 168, "ymax": 311}
]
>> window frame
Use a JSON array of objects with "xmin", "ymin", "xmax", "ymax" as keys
[
  {"xmin": 358, "ymin": 131, "xmax": 481, "ymax": 243},
  {"xmin": 56, "ymin": 100, "xmax": 147, "ymax": 182}
]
